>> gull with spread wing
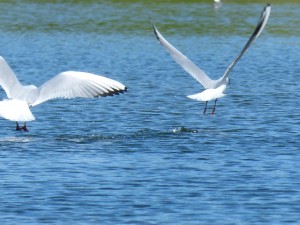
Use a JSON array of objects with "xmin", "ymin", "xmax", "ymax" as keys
[
  {"xmin": 0, "ymin": 56, "xmax": 127, "ymax": 131},
  {"xmin": 153, "ymin": 4, "xmax": 271, "ymax": 115}
]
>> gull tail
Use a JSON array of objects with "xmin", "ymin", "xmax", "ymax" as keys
[
  {"xmin": 187, "ymin": 93, "xmax": 205, "ymax": 101},
  {"xmin": 0, "ymin": 99, "xmax": 35, "ymax": 122},
  {"xmin": 187, "ymin": 85, "xmax": 227, "ymax": 102}
]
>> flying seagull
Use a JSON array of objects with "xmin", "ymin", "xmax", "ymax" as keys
[
  {"xmin": 0, "ymin": 56, "xmax": 127, "ymax": 131},
  {"xmin": 213, "ymin": 0, "xmax": 222, "ymax": 9},
  {"xmin": 153, "ymin": 4, "xmax": 271, "ymax": 115}
]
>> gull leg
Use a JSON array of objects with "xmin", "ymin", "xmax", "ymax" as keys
[
  {"xmin": 211, "ymin": 99, "xmax": 218, "ymax": 115},
  {"xmin": 22, "ymin": 122, "xmax": 29, "ymax": 132},
  {"xmin": 203, "ymin": 101, "xmax": 208, "ymax": 115},
  {"xmin": 16, "ymin": 122, "xmax": 21, "ymax": 131}
]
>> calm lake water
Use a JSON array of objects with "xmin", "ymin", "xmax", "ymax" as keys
[{"xmin": 0, "ymin": 1, "xmax": 299, "ymax": 224}]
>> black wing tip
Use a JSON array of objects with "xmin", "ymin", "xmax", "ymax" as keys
[
  {"xmin": 151, "ymin": 23, "xmax": 156, "ymax": 31},
  {"xmin": 98, "ymin": 87, "xmax": 127, "ymax": 97},
  {"xmin": 117, "ymin": 86, "xmax": 128, "ymax": 94},
  {"xmin": 264, "ymin": 4, "xmax": 271, "ymax": 12},
  {"xmin": 251, "ymin": 3, "xmax": 271, "ymax": 37},
  {"xmin": 152, "ymin": 24, "xmax": 160, "ymax": 41}
]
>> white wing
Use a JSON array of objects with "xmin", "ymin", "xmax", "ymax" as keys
[
  {"xmin": 217, "ymin": 4, "xmax": 271, "ymax": 85},
  {"xmin": 0, "ymin": 56, "xmax": 23, "ymax": 98},
  {"xmin": 153, "ymin": 25, "xmax": 218, "ymax": 89},
  {"xmin": 31, "ymin": 71, "xmax": 127, "ymax": 106}
]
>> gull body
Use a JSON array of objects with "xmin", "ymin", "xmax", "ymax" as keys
[
  {"xmin": 213, "ymin": 0, "xmax": 222, "ymax": 9},
  {"xmin": 153, "ymin": 4, "xmax": 271, "ymax": 115},
  {"xmin": 187, "ymin": 84, "xmax": 226, "ymax": 102},
  {"xmin": 0, "ymin": 56, "xmax": 127, "ymax": 131}
]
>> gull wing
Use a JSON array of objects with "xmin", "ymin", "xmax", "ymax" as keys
[
  {"xmin": 0, "ymin": 56, "xmax": 23, "ymax": 98},
  {"xmin": 153, "ymin": 25, "xmax": 217, "ymax": 89},
  {"xmin": 31, "ymin": 71, "xmax": 127, "ymax": 106},
  {"xmin": 218, "ymin": 4, "xmax": 271, "ymax": 84}
]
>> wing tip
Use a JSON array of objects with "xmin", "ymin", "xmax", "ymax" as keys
[
  {"xmin": 98, "ymin": 86, "xmax": 127, "ymax": 97},
  {"xmin": 152, "ymin": 24, "xmax": 160, "ymax": 41},
  {"xmin": 264, "ymin": 3, "xmax": 271, "ymax": 14}
]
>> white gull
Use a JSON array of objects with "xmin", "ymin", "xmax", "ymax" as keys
[
  {"xmin": 0, "ymin": 56, "xmax": 127, "ymax": 131},
  {"xmin": 153, "ymin": 4, "xmax": 271, "ymax": 115}
]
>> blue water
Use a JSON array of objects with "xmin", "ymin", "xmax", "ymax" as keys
[{"xmin": 0, "ymin": 2, "xmax": 299, "ymax": 224}]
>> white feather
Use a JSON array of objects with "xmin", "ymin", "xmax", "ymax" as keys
[
  {"xmin": 32, "ymin": 71, "xmax": 126, "ymax": 106},
  {"xmin": 0, "ymin": 56, "xmax": 127, "ymax": 122},
  {"xmin": 187, "ymin": 85, "xmax": 226, "ymax": 102},
  {"xmin": 0, "ymin": 99, "xmax": 35, "ymax": 122}
]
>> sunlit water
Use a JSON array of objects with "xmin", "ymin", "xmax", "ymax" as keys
[{"xmin": 0, "ymin": 1, "xmax": 299, "ymax": 224}]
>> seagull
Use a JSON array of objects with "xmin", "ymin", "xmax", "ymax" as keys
[
  {"xmin": 213, "ymin": 0, "xmax": 222, "ymax": 9},
  {"xmin": 153, "ymin": 4, "xmax": 271, "ymax": 115},
  {"xmin": 0, "ymin": 56, "xmax": 127, "ymax": 131}
]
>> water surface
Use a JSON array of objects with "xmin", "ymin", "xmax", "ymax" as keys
[{"xmin": 0, "ymin": 1, "xmax": 299, "ymax": 224}]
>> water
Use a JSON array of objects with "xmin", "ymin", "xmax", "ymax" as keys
[{"xmin": 0, "ymin": 1, "xmax": 299, "ymax": 224}]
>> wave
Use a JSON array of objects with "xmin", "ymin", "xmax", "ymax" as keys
[{"xmin": 55, "ymin": 127, "xmax": 199, "ymax": 143}]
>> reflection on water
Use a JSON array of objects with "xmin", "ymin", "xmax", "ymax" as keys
[{"xmin": 0, "ymin": 136, "xmax": 34, "ymax": 143}]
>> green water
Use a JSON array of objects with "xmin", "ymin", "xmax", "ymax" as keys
[{"xmin": 0, "ymin": 1, "xmax": 299, "ymax": 36}]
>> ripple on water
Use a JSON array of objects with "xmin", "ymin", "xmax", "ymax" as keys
[{"xmin": 55, "ymin": 126, "xmax": 199, "ymax": 143}]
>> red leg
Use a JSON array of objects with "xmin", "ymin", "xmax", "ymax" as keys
[
  {"xmin": 211, "ymin": 99, "xmax": 218, "ymax": 115},
  {"xmin": 16, "ymin": 122, "xmax": 21, "ymax": 131},
  {"xmin": 203, "ymin": 101, "xmax": 208, "ymax": 115},
  {"xmin": 23, "ymin": 122, "xmax": 29, "ymax": 132}
]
